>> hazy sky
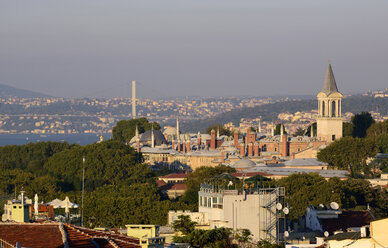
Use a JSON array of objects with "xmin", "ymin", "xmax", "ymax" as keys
[{"xmin": 1, "ymin": 0, "xmax": 387, "ymax": 98}]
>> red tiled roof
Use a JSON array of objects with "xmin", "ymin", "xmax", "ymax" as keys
[
  {"xmin": 0, "ymin": 223, "xmax": 63, "ymax": 248},
  {"xmin": 170, "ymin": 183, "xmax": 187, "ymax": 191},
  {"xmin": 0, "ymin": 223, "xmax": 141, "ymax": 248},
  {"xmin": 156, "ymin": 180, "xmax": 167, "ymax": 188},
  {"xmin": 159, "ymin": 173, "xmax": 189, "ymax": 179},
  {"xmin": 320, "ymin": 210, "xmax": 372, "ymax": 233}
]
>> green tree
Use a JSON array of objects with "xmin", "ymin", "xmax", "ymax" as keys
[
  {"xmin": 257, "ymin": 240, "xmax": 284, "ymax": 248},
  {"xmin": 274, "ymin": 124, "xmax": 287, "ymax": 136},
  {"xmin": 352, "ymin": 112, "xmax": 375, "ymax": 138},
  {"xmin": 317, "ymin": 136, "xmax": 377, "ymax": 176},
  {"xmin": 293, "ymin": 127, "xmax": 305, "ymax": 137},
  {"xmin": 343, "ymin": 122, "xmax": 354, "ymax": 137},
  {"xmin": 366, "ymin": 120, "xmax": 388, "ymax": 139},
  {"xmin": 173, "ymin": 215, "xmax": 197, "ymax": 235},
  {"xmin": 206, "ymin": 124, "xmax": 232, "ymax": 137},
  {"xmin": 112, "ymin": 117, "xmax": 161, "ymax": 144}
]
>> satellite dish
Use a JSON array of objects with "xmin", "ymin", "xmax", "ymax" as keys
[
  {"xmin": 324, "ymin": 231, "xmax": 329, "ymax": 237},
  {"xmin": 283, "ymin": 207, "xmax": 289, "ymax": 215},
  {"xmin": 276, "ymin": 203, "xmax": 283, "ymax": 211},
  {"xmin": 330, "ymin": 202, "xmax": 339, "ymax": 210},
  {"xmin": 284, "ymin": 231, "xmax": 289, "ymax": 238}
]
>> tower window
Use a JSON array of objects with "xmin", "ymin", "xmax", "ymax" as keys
[
  {"xmin": 332, "ymin": 135, "xmax": 335, "ymax": 141},
  {"xmin": 332, "ymin": 101, "xmax": 336, "ymax": 117},
  {"xmin": 322, "ymin": 101, "xmax": 325, "ymax": 116}
]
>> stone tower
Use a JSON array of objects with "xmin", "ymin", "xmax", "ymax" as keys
[{"xmin": 316, "ymin": 61, "xmax": 343, "ymax": 142}]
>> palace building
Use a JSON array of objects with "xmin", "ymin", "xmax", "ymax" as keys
[{"xmin": 131, "ymin": 62, "xmax": 343, "ymax": 171}]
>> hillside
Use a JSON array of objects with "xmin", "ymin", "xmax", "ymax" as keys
[
  {"xmin": 181, "ymin": 95, "xmax": 388, "ymax": 132},
  {"xmin": 0, "ymin": 83, "xmax": 51, "ymax": 98}
]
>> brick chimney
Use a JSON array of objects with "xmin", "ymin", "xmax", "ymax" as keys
[
  {"xmin": 221, "ymin": 151, "xmax": 225, "ymax": 163},
  {"xmin": 210, "ymin": 129, "xmax": 216, "ymax": 150},
  {"xmin": 240, "ymin": 143, "xmax": 245, "ymax": 157},
  {"xmin": 197, "ymin": 132, "xmax": 201, "ymax": 146},
  {"xmin": 281, "ymin": 134, "xmax": 288, "ymax": 157},
  {"xmin": 177, "ymin": 140, "xmax": 181, "ymax": 152},
  {"xmin": 172, "ymin": 139, "xmax": 176, "ymax": 150},
  {"xmin": 248, "ymin": 142, "xmax": 253, "ymax": 157},
  {"xmin": 182, "ymin": 140, "xmax": 186, "ymax": 153},
  {"xmin": 234, "ymin": 131, "xmax": 239, "ymax": 148},
  {"xmin": 254, "ymin": 142, "xmax": 259, "ymax": 157},
  {"xmin": 186, "ymin": 139, "xmax": 191, "ymax": 153}
]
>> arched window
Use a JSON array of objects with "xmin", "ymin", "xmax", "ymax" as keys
[
  {"xmin": 322, "ymin": 101, "xmax": 325, "ymax": 116},
  {"xmin": 332, "ymin": 101, "xmax": 336, "ymax": 117}
]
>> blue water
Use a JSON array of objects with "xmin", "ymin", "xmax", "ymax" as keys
[{"xmin": 0, "ymin": 133, "xmax": 112, "ymax": 146}]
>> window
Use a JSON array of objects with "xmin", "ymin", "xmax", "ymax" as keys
[
  {"xmin": 332, "ymin": 135, "xmax": 335, "ymax": 141},
  {"xmin": 322, "ymin": 101, "xmax": 325, "ymax": 116},
  {"xmin": 332, "ymin": 101, "xmax": 336, "ymax": 117}
]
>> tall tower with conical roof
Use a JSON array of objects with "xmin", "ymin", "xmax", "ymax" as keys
[{"xmin": 316, "ymin": 61, "xmax": 343, "ymax": 142}]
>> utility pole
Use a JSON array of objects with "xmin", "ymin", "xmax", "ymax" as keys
[{"xmin": 81, "ymin": 156, "xmax": 85, "ymax": 226}]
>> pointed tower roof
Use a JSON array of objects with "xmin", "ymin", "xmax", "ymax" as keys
[{"xmin": 320, "ymin": 61, "xmax": 339, "ymax": 96}]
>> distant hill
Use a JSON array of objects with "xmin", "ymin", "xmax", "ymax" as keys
[
  {"xmin": 181, "ymin": 95, "xmax": 388, "ymax": 132},
  {"xmin": 0, "ymin": 83, "xmax": 51, "ymax": 98}
]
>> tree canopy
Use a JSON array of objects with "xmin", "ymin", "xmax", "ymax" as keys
[
  {"xmin": 352, "ymin": 112, "xmax": 375, "ymax": 138},
  {"xmin": 206, "ymin": 124, "xmax": 232, "ymax": 137},
  {"xmin": 112, "ymin": 117, "xmax": 161, "ymax": 144}
]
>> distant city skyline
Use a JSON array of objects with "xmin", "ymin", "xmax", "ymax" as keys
[{"xmin": 1, "ymin": 0, "xmax": 387, "ymax": 98}]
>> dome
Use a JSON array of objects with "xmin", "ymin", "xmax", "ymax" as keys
[
  {"xmin": 231, "ymin": 159, "xmax": 256, "ymax": 169},
  {"xmin": 163, "ymin": 127, "xmax": 177, "ymax": 136},
  {"xmin": 140, "ymin": 130, "xmax": 167, "ymax": 146}
]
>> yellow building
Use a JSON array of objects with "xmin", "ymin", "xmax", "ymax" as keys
[
  {"xmin": 2, "ymin": 192, "xmax": 31, "ymax": 223},
  {"xmin": 125, "ymin": 224, "xmax": 165, "ymax": 248}
]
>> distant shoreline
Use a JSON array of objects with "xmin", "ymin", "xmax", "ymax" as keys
[{"xmin": 0, "ymin": 133, "xmax": 112, "ymax": 146}]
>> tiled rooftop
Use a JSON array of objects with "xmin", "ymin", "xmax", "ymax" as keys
[{"xmin": 0, "ymin": 223, "xmax": 141, "ymax": 248}]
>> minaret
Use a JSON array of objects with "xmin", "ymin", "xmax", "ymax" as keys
[
  {"xmin": 132, "ymin": 80, "xmax": 136, "ymax": 119},
  {"xmin": 135, "ymin": 125, "xmax": 139, "ymax": 138},
  {"xmin": 176, "ymin": 117, "xmax": 180, "ymax": 140},
  {"xmin": 280, "ymin": 124, "xmax": 284, "ymax": 139},
  {"xmin": 258, "ymin": 119, "xmax": 262, "ymax": 133},
  {"xmin": 271, "ymin": 121, "xmax": 275, "ymax": 136},
  {"xmin": 151, "ymin": 125, "xmax": 155, "ymax": 148},
  {"xmin": 316, "ymin": 61, "xmax": 343, "ymax": 142}
]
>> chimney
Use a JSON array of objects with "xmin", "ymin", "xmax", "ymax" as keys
[
  {"xmin": 281, "ymin": 134, "xmax": 288, "ymax": 157},
  {"xmin": 221, "ymin": 151, "xmax": 225, "ymax": 163},
  {"xmin": 248, "ymin": 143, "xmax": 253, "ymax": 157},
  {"xmin": 280, "ymin": 124, "xmax": 284, "ymax": 140},
  {"xmin": 217, "ymin": 128, "xmax": 220, "ymax": 139},
  {"xmin": 258, "ymin": 119, "xmax": 262, "ymax": 133},
  {"xmin": 132, "ymin": 80, "xmax": 136, "ymax": 119},
  {"xmin": 182, "ymin": 140, "xmax": 186, "ymax": 153},
  {"xmin": 186, "ymin": 139, "xmax": 191, "ymax": 153},
  {"xmin": 210, "ymin": 129, "xmax": 216, "ymax": 150},
  {"xmin": 254, "ymin": 142, "xmax": 259, "ymax": 157},
  {"xmin": 177, "ymin": 140, "xmax": 181, "ymax": 152},
  {"xmin": 240, "ymin": 143, "xmax": 245, "ymax": 157},
  {"xmin": 172, "ymin": 139, "xmax": 176, "ymax": 150},
  {"xmin": 136, "ymin": 138, "xmax": 140, "ymax": 153},
  {"xmin": 197, "ymin": 131, "xmax": 201, "ymax": 147},
  {"xmin": 271, "ymin": 122, "xmax": 275, "ymax": 136},
  {"xmin": 234, "ymin": 131, "xmax": 239, "ymax": 148}
]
